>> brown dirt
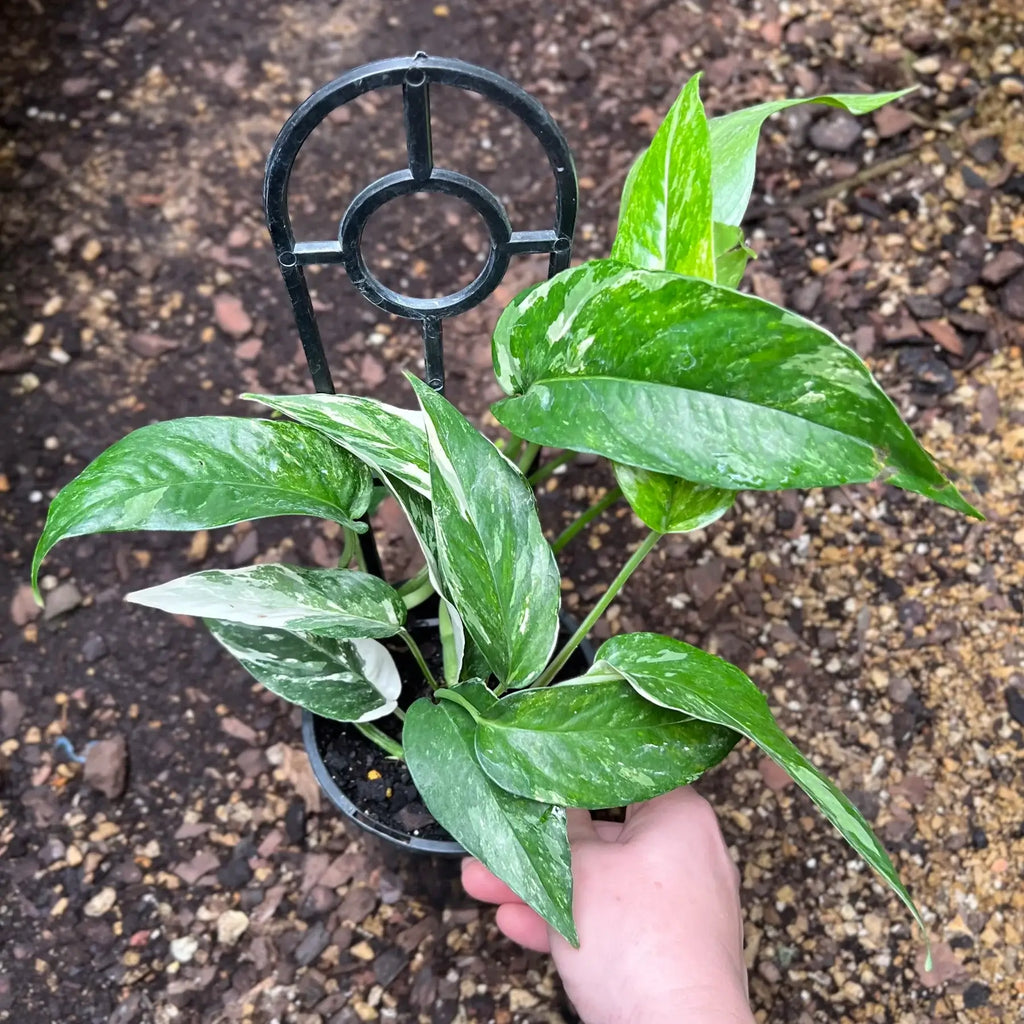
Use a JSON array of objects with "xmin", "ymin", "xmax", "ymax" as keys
[{"xmin": 1, "ymin": 0, "xmax": 1022, "ymax": 1022}]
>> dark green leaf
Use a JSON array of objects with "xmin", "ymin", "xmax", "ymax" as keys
[
  {"xmin": 33, "ymin": 417, "xmax": 373, "ymax": 597},
  {"xmin": 475, "ymin": 672, "xmax": 739, "ymax": 808},
  {"xmin": 128, "ymin": 565, "xmax": 405, "ymax": 638},
  {"xmin": 613, "ymin": 464, "xmax": 735, "ymax": 533},
  {"xmin": 599, "ymin": 631, "xmax": 926, "ymax": 938},
  {"xmin": 409, "ymin": 375, "xmax": 561, "ymax": 688},
  {"xmin": 206, "ymin": 620, "xmax": 400, "ymax": 721},
  {"xmin": 709, "ymin": 90, "xmax": 915, "ymax": 226},
  {"xmin": 491, "ymin": 260, "xmax": 978, "ymax": 517},
  {"xmin": 611, "ymin": 75, "xmax": 715, "ymax": 278},
  {"xmin": 247, "ymin": 392, "xmax": 430, "ymax": 495},
  {"xmin": 403, "ymin": 687, "xmax": 577, "ymax": 943}
]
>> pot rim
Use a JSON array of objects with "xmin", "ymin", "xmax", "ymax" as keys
[{"xmin": 302, "ymin": 708, "xmax": 466, "ymax": 856}]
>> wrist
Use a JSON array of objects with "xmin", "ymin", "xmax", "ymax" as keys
[{"xmin": 623, "ymin": 984, "xmax": 754, "ymax": 1024}]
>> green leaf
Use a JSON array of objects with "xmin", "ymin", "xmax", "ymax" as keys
[
  {"xmin": 491, "ymin": 260, "xmax": 979, "ymax": 517},
  {"xmin": 127, "ymin": 565, "xmax": 406, "ymax": 639},
  {"xmin": 713, "ymin": 221, "xmax": 753, "ymax": 287},
  {"xmin": 246, "ymin": 392, "xmax": 430, "ymax": 496},
  {"xmin": 206, "ymin": 620, "xmax": 400, "ymax": 722},
  {"xmin": 611, "ymin": 75, "xmax": 715, "ymax": 279},
  {"xmin": 408, "ymin": 375, "xmax": 561, "ymax": 688},
  {"xmin": 613, "ymin": 464, "xmax": 735, "ymax": 534},
  {"xmin": 475, "ymin": 671, "xmax": 739, "ymax": 808},
  {"xmin": 709, "ymin": 89, "xmax": 915, "ymax": 226},
  {"xmin": 599, "ymin": 631, "xmax": 927, "ymax": 939},
  {"xmin": 33, "ymin": 417, "xmax": 373, "ymax": 598},
  {"xmin": 403, "ymin": 687, "xmax": 577, "ymax": 944}
]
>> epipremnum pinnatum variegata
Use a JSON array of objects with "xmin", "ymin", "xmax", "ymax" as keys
[{"xmin": 34, "ymin": 74, "xmax": 973, "ymax": 961}]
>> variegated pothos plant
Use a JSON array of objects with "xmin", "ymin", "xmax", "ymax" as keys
[{"xmin": 34, "ymin": 77, "xmax": 978, "ymax": 954}]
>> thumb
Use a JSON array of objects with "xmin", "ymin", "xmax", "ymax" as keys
[
  {"xmin": 565, "ymin": 807, "xmax": 598, "ymax": 844},
  {"xmin": 621, "ymin": 786, "xmax": 706, "ymax": 839}
]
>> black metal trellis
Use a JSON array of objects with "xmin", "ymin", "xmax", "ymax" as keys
[{"xmin": 263, "ymin": 52, "xmax": 579, "ymax": 579}]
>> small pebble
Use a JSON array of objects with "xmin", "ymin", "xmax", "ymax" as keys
[
  {"xmin": 215, "ymin": 909, "xmax": 249, "ymax": 946},
  {"xmin": 912, "ymin": 56, "xmax": 942, "ymax": 74},
  {"xmin": 169, "ymin": 936, "xmax": 199, "ymax": 963},
  {"xmin": 83, "ymin": 887, "xmax": 117, "ymax": 918}
]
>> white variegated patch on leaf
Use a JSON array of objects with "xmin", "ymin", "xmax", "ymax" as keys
[
  {"xmin": 246, "ymin": 392, "xmax": 430, "ymax": 496},
  {"xmin": 127, "ymin": 565, "xmax": 406, "ymax": 639},
  {"xmin": 207, "ymin": 620, "xmax": 400, "ymax": 722}
]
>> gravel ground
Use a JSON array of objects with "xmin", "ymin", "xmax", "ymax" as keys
[{"xmin": 1, "ymin": 0, "xmax": 1022, "ymax": 1022}]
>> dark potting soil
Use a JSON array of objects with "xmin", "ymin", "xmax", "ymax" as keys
[
  {"xmin": 316, "ymin": 612, "xmax": 595, "ymax": 845},
  {"xmin": 318, "ymin": 616, "xmax": 455, "ymax": 843}
]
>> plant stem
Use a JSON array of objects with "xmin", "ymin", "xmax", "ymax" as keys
[
  {"xmin": 435, "ymin": 687, "xmax": 482, "ymax": 721},
  {"xmin": 400, "ymin": 577, "xmax": 436, "ymax": 611},
  {"xmin": 533, "ymin": 528, "xmax": 663, "ymax": 688},
  {"xmin": 504, "ymin": 434, "xmax": 525, "ymax": 464},
  {"xmin": 396, "ymin": 566, "xmax": 429, "ymax": 597},
  {"xmin": 517, "ymin": 442, "xmax": 541, "ymax": 473},
  {"xmin": 438, "ymin": 600, "xmax": 459, "ymax": 686},
  {"xmin": 551, "ymin": 486, "xmax": 623, "ymax": 554},
  {"xmin": 354, "ymin": 722, "xmax": 404, "ymax": 759},
  {"xmin": 399, "ymin": 628, "xmax": 439, "ymax": 691},
  {"xmin": 528, "ymin": 449, "xmax": 576, "ymax": 487},
  {"xmin": 353, "ymin": 530, "xmax": 368, "ymax": 572},
  {"xmin": 338, "ymin": 527, "xmax": 356, "ymax": 569}
]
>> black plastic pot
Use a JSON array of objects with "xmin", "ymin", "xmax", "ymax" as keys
[{"xmin": 304, "ymin": 705, "xmax": 466, "ymax": 907}]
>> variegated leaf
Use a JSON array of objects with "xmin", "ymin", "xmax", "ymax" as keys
[
  {"xmin": 127, "ymin": 565, "xmax": 405, "ymax": 638},
  {"xmin": 207, "ymin": 620, "xmax": 400, "ymax": 722}
]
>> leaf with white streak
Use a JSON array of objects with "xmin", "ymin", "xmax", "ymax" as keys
[
  {"xmin": 127, "ymin": 565, "xmax": 406, "ymax": 638},
  {"xmin": 33, "ymin": 417, "xmax": 372, "ymax": 598},
  {"xmin": 474, "ymin": 671, "xmax": 738, "ymax": 807},
  {"xmin": 491, "ymin": 260, "xmax": 979, "ymax": 517},
  {"xmin": 408, "ymin": 375, "xmax": 560, "ymax": 688},
  {"xmin": 207, "ymin": 620, "xmax": 400, "ymax": 722},
  {"xmin": 613, "ymin": 464, "xmax": 735, "ymax": 533},
  {"xmin": 404, "ymin": 685, "xmax": 577, "ymax": 943},
  {"xmin": 612, "ymin": 75, "xmax": 715, "ymax": 278},
  {"xmin": 599, "ymin": 631, "xmax": 927, "ymax": 942},
  {"xmin": 247, "ymin": 392, "xmax": 430, "ymax": 496}
]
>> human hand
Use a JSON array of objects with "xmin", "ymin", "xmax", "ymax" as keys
[{"xmin": 462, "ymin": 787, "xmax": 754, "ymax": 1024}]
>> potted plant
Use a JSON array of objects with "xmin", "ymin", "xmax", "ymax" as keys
[{"xmin": 32, "ymin": 75, "xmax": 978, "ymax": 955}]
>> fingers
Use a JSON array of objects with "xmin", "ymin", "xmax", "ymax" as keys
[
  {"xmin": 495, "ymin": 902, "xmax": 552, "ymax": 953},
  {"xmin": 461, "ymin": 858, "xmax": 524, "ymax": 905},
  {"xmin": 462, "ymin": 859, "xmax": 552, "ymax": 953}
]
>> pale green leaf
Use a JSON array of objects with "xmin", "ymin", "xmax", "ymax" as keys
[
  {"xmin": 613, "ymin": 464, "xmax": 735, "ymax": 533},
  {"xmin": 611, "ymin": 75, "xmax": 715, "ymax": 278},
  {"xmin": 709, "ymin": 89, "xmax": 915, "ymax": 226},
  {"xmin": 128, "ymin": 565, "xmax": 405, "ymax": 638},
  {"xmin": 713, "ymin": 221, "xmax": 753, "ymax": 287}
]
